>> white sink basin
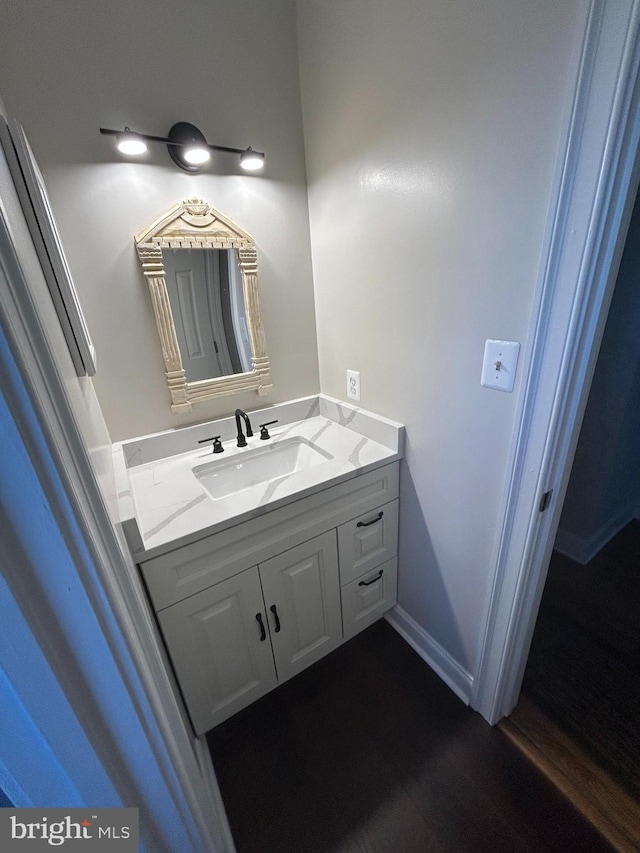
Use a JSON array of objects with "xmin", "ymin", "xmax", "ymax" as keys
[{"xmin": 193, "ymin": 436, "xmax": 333, "ymax": 500}]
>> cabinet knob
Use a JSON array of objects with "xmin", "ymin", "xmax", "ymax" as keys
[{"xmin": 255, "ymin": 612, "xmax": 266, "ymax": 641}]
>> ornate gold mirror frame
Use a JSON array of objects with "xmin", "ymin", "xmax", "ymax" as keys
[{"xmin": 135, "ymin": 198, "xmax": 272, "ymax": 413}]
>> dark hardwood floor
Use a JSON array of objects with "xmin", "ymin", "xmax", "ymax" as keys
[
  {"xmin": 502, "ymin": 695, "xmax": 640, "ymax": 851},
  {"xmin": 522, "ymin": 521, "xmax": 640, "ymax": 800},
  {"xmin": 503, "ymin": 520, "xmax": 640, "ymax": 849},
  {"xmin": 208, "ymin": 620, "xmax": 612, "ymax": 852}
]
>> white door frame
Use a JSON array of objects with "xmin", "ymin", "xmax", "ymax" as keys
[
  {"xmin": 473, "ymin": 0, "xmax": 640, "ymax": 724},
  {"xmin": 0, "ymin": 134, "xmax": 234, "ymax": 848}
]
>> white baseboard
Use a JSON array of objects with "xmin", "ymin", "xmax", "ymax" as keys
[
  {"xmin": 555, "ymin": 501, "xmax": 636, "ymax": 565},
  {"xmin": 385, "ymin": 606, "xmax": 473, "ymax": 705},
  {"xmin": 554, "ymin": 528, "xmax": 591, "ymax": 564}
]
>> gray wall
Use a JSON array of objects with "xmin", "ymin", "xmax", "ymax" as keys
[
  {"xmin": 297, "ymin": 0, "xmax": 584, "ymax": 679},
  {"xmin": 0, "ymin": 0, "xmax": 319, "ymax": 441},
  {"xmin": 557, "ymin": 187, "xmax": 640, "ymax": 562},
  {"xmin": 1, "ymin": 0, "xmax": 594, "ymax": 696}
]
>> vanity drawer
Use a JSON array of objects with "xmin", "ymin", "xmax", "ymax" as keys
[
  {"xmin": 141, "ymin": 463, "xmax": 399, "ymax": 611},
  {"xmin": 341, "ymin": 557, "xmax": 398, "ymax": 640},
  {"xmin": 337, "ymin": 499, "xmax": 398, "ymax": 586}
]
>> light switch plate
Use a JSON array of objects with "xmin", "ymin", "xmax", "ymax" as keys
[{"xmin": 481, "ymin": 340, "xmax": 520, "ymax": 392}]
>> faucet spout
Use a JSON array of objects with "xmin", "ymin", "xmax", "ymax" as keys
[{"xmin": 234, "ymin": 409, "xmax": 253, "ymax": 447}]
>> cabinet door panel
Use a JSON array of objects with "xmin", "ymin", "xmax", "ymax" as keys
[
  {"xmin": 260, "ymin": 531, "xmax": 342, "ymax": 682},
  {"xmin": 158, "ymin": 567, "xmax": 277, "ymax": 734},
  {"xmin": 338, "ymin": 499, "xmax": 399, "ymax": 586},
  {"xmin": 341, "ymin": 557, "xmax": 398, "ymax": 640}
]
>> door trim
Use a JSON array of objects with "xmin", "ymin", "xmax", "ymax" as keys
[
  {"xmin": 0, "ymin": 136, "xmax": 231, "ymax": 848},
  {"xmin": 472, "ymin": 0, "xmax": 640, "ymax": 724}
]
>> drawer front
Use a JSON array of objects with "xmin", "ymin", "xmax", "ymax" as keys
[
  {"xmin": 141, "ymin": 462, "xmax": 399, "ymax": 611},
  {"xmin": 337, "ymin": 499, "xmax": 398, "ymax": 586},
  {"xmin": 341, "ymin": 557, "xmax": 398, "ymax": 640}
]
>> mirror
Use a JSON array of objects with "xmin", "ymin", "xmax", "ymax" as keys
[
  {"xmin": 162, "ymin": 248, "xmax": 251, "ymax": 381},
  {"xmin": 135, "ymin": 198, "xmax": 272, "ymax": 412}
]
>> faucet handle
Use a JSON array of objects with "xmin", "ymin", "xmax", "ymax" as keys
[
  {"xmin": 259, "ymin": 420, "xmax": 278, "ymax": 440},
  {"xmin": 198, "ymin": 435, "xmax": 224, "ymax": 453}
]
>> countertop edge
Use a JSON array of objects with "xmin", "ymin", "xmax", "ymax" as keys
[
  {"xmin": 132, "ymin": 453, "xmax": 402, "ymax": 563},
  {"xmin": 113, "ymin": 397, "xmax": 405, "ymax": 563}
]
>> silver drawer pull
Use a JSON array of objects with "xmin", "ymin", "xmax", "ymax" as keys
[
  {"xmin": 359, "ymin": 569, "xmax": 384, "ymax": 587},
  {"xmin": 357, "ymin": 511, "xmax": 384, "ymax": 528}
]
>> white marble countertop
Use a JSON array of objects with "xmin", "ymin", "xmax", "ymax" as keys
[{"xmin": 114, "ymin": 395, "xmax": 404, "ymax": 561}]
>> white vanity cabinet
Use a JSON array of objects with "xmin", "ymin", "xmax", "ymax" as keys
[
  {"xmin": 158, "ymin": 530, "xmax": 342, "ymax": 733},
  {"xmin": 140, "ymin": 462, "xmax": 400, "ymax": 733}
]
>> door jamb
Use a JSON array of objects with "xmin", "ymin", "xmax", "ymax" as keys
[{"xmin": 472, "ymin": 0, "xmax": 640, "ymax": 724}]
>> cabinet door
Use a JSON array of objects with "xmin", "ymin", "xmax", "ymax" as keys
[
  {"xmin": 158, "ymin": 567, "xmax": 277, "ymax": 734},
  {"xmin": 337, "ymin": 499, "xmax": 399, "ymax": 586},
  {"xmin": 259, "ymin": 531, "xmax": 342, "ymax": 683}
]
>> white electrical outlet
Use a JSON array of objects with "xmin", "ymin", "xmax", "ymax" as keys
[
  {"xmin": 481, "ymin": 340, "xmax": 520, "ymax": 392},
  {"xmin": 346, "ymin": 369, "xmax": 361, "ymax": 401}
]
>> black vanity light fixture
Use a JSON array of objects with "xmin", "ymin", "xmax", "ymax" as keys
[{"xmin": 99, "ymin": 121, "xmax": 265, "ymax": 172}]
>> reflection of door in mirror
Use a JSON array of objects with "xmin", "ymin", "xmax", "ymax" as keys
[{"xmin": 162, "ymin": 249, "xmax": 251, "ymax": 382}]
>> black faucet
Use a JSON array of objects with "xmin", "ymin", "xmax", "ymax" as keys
[{"xmin": 234, "ymin": 409, "xmax": 253, "ymax": 447}]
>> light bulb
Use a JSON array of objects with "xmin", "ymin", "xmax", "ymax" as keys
[
  {"xmin": 116, "ymin": 130, "xmax": 147, "ymax": 156},
  {"xmin": 240, "ymin": 148, "xmax": 264, "ymax": 171},
  {"xmin": 183, "ymin": 146, "xmax": 210, "ymax": 165}
]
